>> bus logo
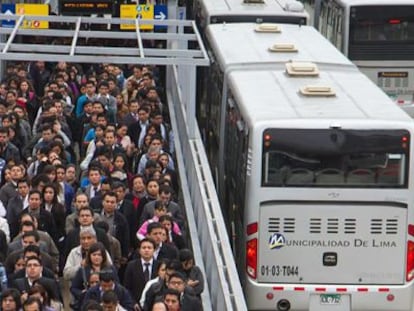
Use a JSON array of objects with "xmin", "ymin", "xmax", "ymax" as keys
[{"xmin": 269, "ymin": 233, "xmax": 286, "ymax": 249}]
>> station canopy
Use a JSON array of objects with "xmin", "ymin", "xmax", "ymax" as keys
[{"xmin": 0, "ymin": 13, "xmax": 209, "ymax": 66}]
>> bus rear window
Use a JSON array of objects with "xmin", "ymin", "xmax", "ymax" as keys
[
  {"xmin": 262, "ymin": 129, "xmax": 409, "ymax": 188},
  {"xmin": 350, "ymin": 5, "xmax": 414, "ymax": 42}
]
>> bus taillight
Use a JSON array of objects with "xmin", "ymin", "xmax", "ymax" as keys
[
  {"xmin": 408, "ymin": 224, "xmax": 414, "ymax": 237},
  {"xmin": 246, "ymin": 238, "xmax": 258, "ymax": 279},
  {"xmin": 247, "ymin": 222, "xmax": 258, "ymax": 235},
  {"xmin": 406, "ymin": 241, "xmax": 414, "ymax": 281}
]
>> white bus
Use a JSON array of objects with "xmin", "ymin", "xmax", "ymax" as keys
[
  {"xmin": 193, "ymin": 0, "xmax": 309, "ymax": 129},
  {"xmin": 200, "ymin": 22, "xmax": 414, "ymax": 310},
  {"xmin": 302, "ymin": 0, "xmax": 414, "ymax": 116},
  {"xmin": 193, "ymin": 0, "xmax": 309, "ymax": 30}
]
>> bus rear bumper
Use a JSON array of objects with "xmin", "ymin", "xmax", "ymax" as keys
[{"xmin": 244, "ymin": 280, "xmax": 414, "ymax": 311}]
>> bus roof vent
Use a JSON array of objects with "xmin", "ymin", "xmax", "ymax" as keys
[
  {"xmin": 244, "ymin": 0, "xmax": 265, "ymax": 4},
  {"xmin": 255, "ymin": 23, "xmax": 281, "ymax": 33},
  {"xmin": 269, "ymin": 43, "xmax": 297, "ymax": 52},
  {"xmin": 285, "ymin": 1, "xmax": 305, "ymax": 12},
  {"xmin": 286, "ymin": 61, "xmax": 319, "ymax": 76},
  {"xmin": 300, "ymin": 85, "xmax": 336, "ymax": 97}
]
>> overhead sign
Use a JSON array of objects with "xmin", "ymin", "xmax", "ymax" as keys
[
  {"xmin": 60, "ymin": 0, "xmax": 113, "ymax": 16},
  {"xmin": 16, "ymin": 4, "xmax": 49, "ymax": 29},
  {"xmin": 121, "ymin": 4, "xmax": 163, "ymax": 31},
  {"xmin": 177, "ymin": 6, "xmax": 186, "ymax": 20},
  {"xmin": 154, "ymin": 5, "xmax": 167, "ymax": 30},
  {"xmin": 120, "ymin": 4, "xmax": 136, "ymax": 30},
  {"xmin": 1, "ymin": 4, "xmax": 16, "ymax": 28},
  {"xmin": 0, "ymin": 4, "xmax": 48, "ymax": 29}
]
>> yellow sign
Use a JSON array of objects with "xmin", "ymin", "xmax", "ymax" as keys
[
  {"xmin": 120, "ymin": 4, "xmax": 154, "ymax": 30},
  {"xmin": 16, "ymin": 4, "xmax": 49, "ymax": 29}
]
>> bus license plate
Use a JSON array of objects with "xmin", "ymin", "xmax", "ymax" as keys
[{"xmin": 320, "ymin": 294, "xmax": 341, "ymax": 305}]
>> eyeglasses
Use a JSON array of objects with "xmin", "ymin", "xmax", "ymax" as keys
[{"xmin": 169, "ymin": 280, "xmax": 184, "ymax": 286}]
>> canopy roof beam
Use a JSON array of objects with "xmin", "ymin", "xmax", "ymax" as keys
[{"xmin": 0, "ymin": 14, "xmax": 209, "ymax": 66}]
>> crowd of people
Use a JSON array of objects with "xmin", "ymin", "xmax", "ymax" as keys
[{"xmin": 0, "ymin": 60, "xmax": 204, "ymax": 311}]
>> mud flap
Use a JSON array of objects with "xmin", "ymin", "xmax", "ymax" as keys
[{"xmin": 309, "ymin": 294, "xmax": 351, "ymax": 311}]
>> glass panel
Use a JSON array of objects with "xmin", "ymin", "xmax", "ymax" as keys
[{"xmin": 262, "ymin": 129, "xmax": 409, "ymax": 188}]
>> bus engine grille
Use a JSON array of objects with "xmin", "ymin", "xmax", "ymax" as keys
[{"xmin": 267, "ymin": 218, "xmax": 399, "ymax": 234}]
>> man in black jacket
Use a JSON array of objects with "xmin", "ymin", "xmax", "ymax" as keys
[
  {"xmin": 100, "ymin": 192, "xmax": 129, "ymax": 259},
  {"xmin": 123, "ymin": 238, "xmax": 157, "ymax": 304},
  {"xmin": 83, "ymin": 270, "xmax": 134, "ymax": 311},
  {"xmin": 65, "ymin": 206, "xmax": 110, "ymax": 260},
  {"xmin": 147, "ymin": 223, "xmax": 178, "ymax": 261},
  {"xmin": 113, "ymin": 182, "xmax": 137, "ymax": 249},
  {"xmin": 166, "ymin": 272, "xmax": 202, "ymax": 311},
  {"xmin": 11, "ymin": 256, "xmax": 61, "ymax": 302}
]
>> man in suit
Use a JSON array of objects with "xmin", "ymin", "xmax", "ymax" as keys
[
  {"xmin": 150, "ymin": 109, "xmax": 174, "ymax": 155},
  {"xmin": 82, "ymin": 166, "xmax": 103, "ymax": 200},
  {"xmin": 127, "ymin": 105, "xmax": 150, "ymax": 149},
  {"xmin": 100, "ymin": 192, "xmax": 130, "ymax": 259},
  {"xmin": 147, "ymin": 223, "xmax": 178, "ymax": 261},
  {"xmin": 87, "ymin": 178, "xmax": 112, "ymax": 214},
  {"xmin": 123, "ymin": 238, "xmax": 157, "ymax": 305},
  {"xmin": 0, "ymin": 127, "xmax": 21, "ymax": 163},
  {"xmin": 121, "ymin": 99, "xmax": 140, "ymax": 127},
  {"xmin": 102, "ymin": 130, "xmax": 124, "ymax": 155},
  {"xmin": 0, "ymin": 163, "xmax": 23, "ymax": 208},
  {"xmin": 11, "ymin": 256, "xmax": 61, "ymax": 301},
  {"xmin": 55, "ymin": 164, "xmax": 74, "ymax": 214},
  {"xmin": 113, "ymin": 181, "xmax": 137, "ymax": 249},
  {"xmin": 24, "ymin": 190, "xmax": 56, "ymax": 240},
  {"xmin": 7, "ymin": 178, "xmax": 30, "ymax": 239},
  {"xmin": 97, "ymin": 80, "xmax": 117, "ymax": 124}
]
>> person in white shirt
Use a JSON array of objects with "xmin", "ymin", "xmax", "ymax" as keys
[
  {"xmin": 0, "ymin": 217, "xmax": 10, "ymax": 243},
  {"xmin": 63, "ymin": 227, "xmax": 112, "ymax": 280},
  {"xmin": 139, "ymin": 259, "xmax": 168, "ymax": 308}
]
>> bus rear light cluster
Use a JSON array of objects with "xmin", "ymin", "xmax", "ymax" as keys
[
  {"xmin": 246, "ymin": 238, "xmax": 258, "ymax": 279},
  {"xmin": 406, "ymin": 240, "xmax": 414, "ymax": 281},
  {"xmin": 247, "ymin": 222, "xmax": 258, "ymax": 235}
]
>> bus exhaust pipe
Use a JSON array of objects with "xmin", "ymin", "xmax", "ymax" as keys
[{"xmin": 277, "ymin": 299, "xmax": 291, "ymax": 311}]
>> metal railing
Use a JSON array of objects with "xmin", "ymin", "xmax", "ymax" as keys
[{"xmin": 167, "ymin": 64, "xmax": 248, "ymax": 311}]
